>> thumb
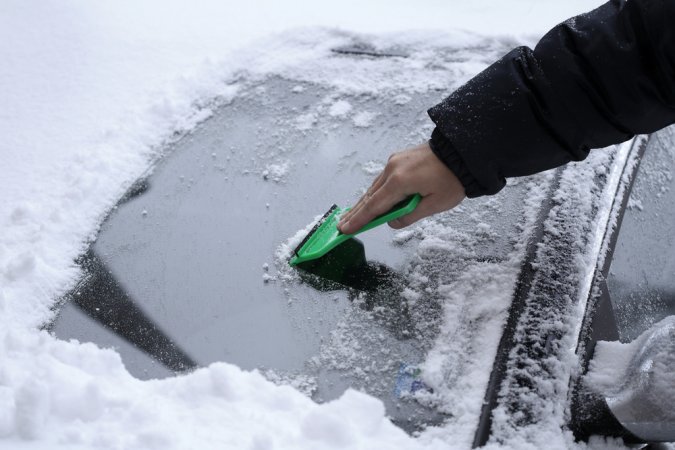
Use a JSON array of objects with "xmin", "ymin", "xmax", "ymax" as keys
[{"xmin": 388, "ymin": 195, "xmax": 438, "ymax": 229}]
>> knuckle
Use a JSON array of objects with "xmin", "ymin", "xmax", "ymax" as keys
[
  {"xmin": 388, "ymin": 170, "xmax": 405, "ymax": 185},
  {"xmin": 387, "ymin": 152, "xmax": 402, "ymax": 167}
]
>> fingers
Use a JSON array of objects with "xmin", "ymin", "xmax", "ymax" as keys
[
  {"xmin": 339, "ymin": 172, "xmax": 385, "ymax": 227},
  {"xmin": 338, "ymin": 141, "xmax": 467, "ymax": 233},
  {"xmin": 338, "ymin": 179, "xmax": 404, "ymax": 234},
  {"xmin": 387, "ymin": 194, "xmax": 438, "ymax": 229}
]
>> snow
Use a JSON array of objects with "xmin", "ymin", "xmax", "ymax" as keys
[
  {"xmin": 586, "ymin": 316, "xmax": 675, "ymax": 435},
  {"xmin": 328, "ymin": 100, "xmax": 353, "ymax": 118},
  {"xmin": 483, "ymin": 147, "xmax": 619, "ymax": 449},
  {"xmin": 4, "ymin": 0, "xmax": 657, "ymax": 449},
  {"xmin": 262, "ymin": 161, "xmax": 291, "ymax": 183},
  {"xmin": 361, "ymin": 160, "xmax": 385, "ymax": 175},
  {"xmin": 586, "ymin": 340, "xmax": 638, "ymax": 395},
  {"xmin": 352, "ymin": 111, "xmax": 378, "ymax": 128},
  {"xmin": 295, "ymin": 112, "xmax": 319, "ymax": 131}
]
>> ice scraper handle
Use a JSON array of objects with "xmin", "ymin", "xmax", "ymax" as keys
[
  {"xmin": 289, "ymin": 194, "xmax": 421, "ymax": 267},
  {"xmin": 348, "ymin": 193, "xmax": 421, "ymax": 236}
]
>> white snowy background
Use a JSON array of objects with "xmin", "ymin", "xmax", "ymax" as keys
[{"xmin": 3, "ymin": 1, "xmax": 656, "ymax": 449}]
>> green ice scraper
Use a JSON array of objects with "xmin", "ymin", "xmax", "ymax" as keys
[{"xmin": 289, "ymin": 193, "xmax": 421, "ymax": 267}]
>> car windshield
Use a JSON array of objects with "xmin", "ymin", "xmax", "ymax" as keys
[{"xmin": 49, "ymin": 48, "xmax": 551, "ymax": 436}]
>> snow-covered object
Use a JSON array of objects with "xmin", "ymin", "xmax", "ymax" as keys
[
  {"xmin": 587, "ymin": 316, "xmax": 675, "ymax": 442},
  {"xmin": 484, "ymin": 139, "xmax": 643, "ymax": 449}
]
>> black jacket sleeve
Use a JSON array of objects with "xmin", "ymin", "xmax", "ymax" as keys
[{"xmin": 428, "ymin": 0, "xmax": 675, "ymax": 197}]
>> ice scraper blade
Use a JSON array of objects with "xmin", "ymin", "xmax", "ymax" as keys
[{"xmin": 289, "ymin": 194, "xmax": 421, "ymax": 269}]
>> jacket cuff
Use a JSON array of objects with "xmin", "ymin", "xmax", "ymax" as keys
[{"xmin": 428, "ymin": 127, "xmax": 485, "ymax": 198}]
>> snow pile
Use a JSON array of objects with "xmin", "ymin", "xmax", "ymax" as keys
[{"xmin": 0, "ymin": 327, "xmax": 419, "ymax": 448}]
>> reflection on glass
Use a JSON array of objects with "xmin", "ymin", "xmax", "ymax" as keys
[
  {"xmin": 607, "ymin": 128, "xmax": 675, "ymax": 341},
  {"xmin": 51, "ymin": 249, "xmax": 198, "ymax": 373}
]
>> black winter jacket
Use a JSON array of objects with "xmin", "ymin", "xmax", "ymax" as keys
[{"xmin": 428, "ymin": 0, "xmax": 675, "ymax": 197}]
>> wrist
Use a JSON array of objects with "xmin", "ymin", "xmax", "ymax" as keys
[{"xmin": 428, "ymin": 127, "xmax": 482, "ymax": 198}]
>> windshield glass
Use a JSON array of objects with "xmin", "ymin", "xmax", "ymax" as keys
[{"xmin": 49, "ymin": 47, "xmax": 546, "ymax": 436}]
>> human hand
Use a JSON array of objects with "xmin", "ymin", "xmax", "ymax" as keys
[{"xmin": 337, "ymin": 142, "xmax": 466, "ymax": 234}]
